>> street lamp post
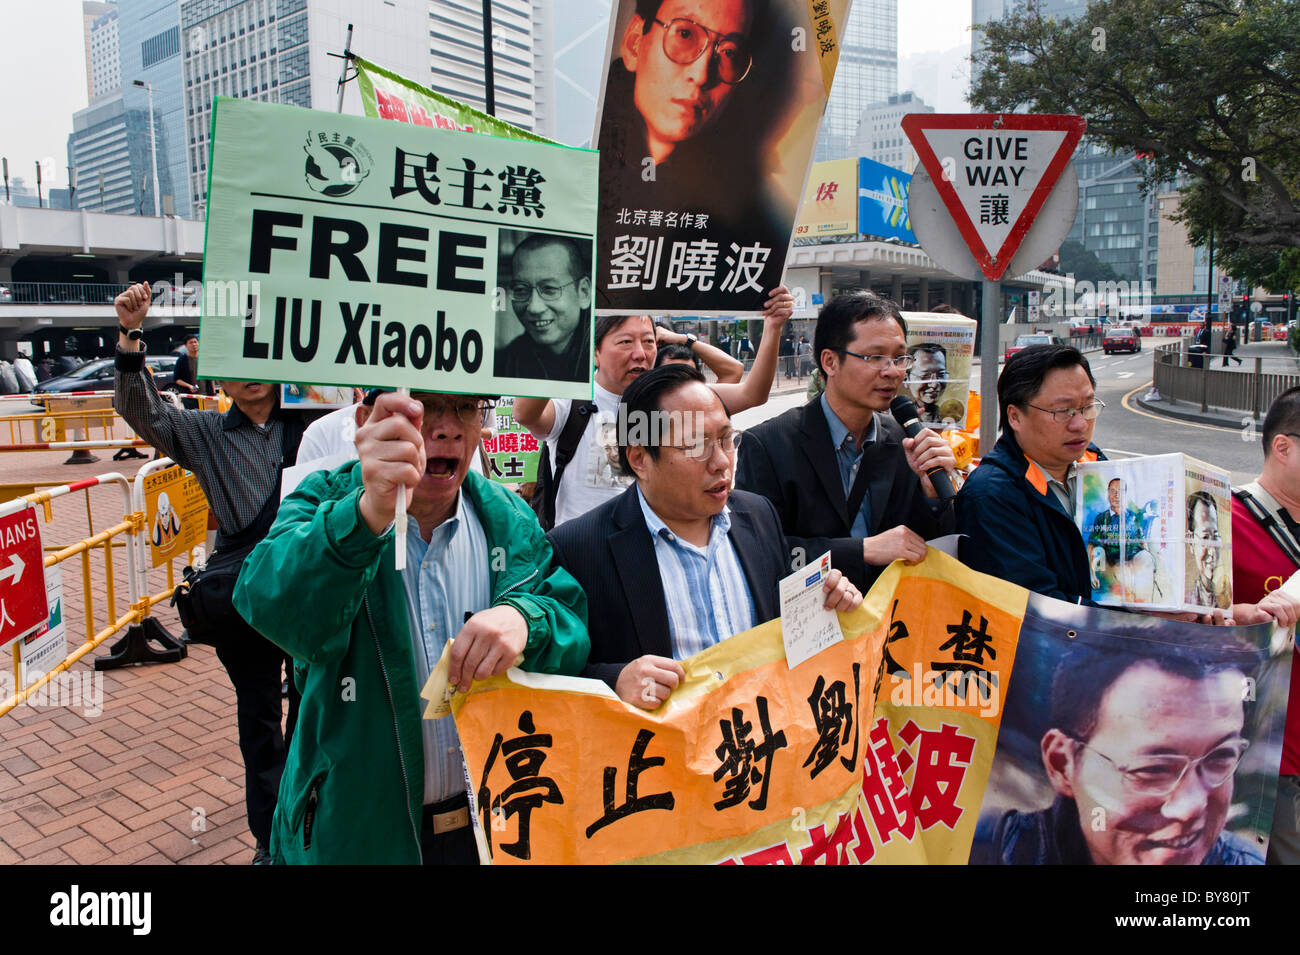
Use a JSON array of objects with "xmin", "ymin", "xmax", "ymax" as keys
[{"xmin": 132, "ymin": 79, "xmax": 161, "ymax": 218}]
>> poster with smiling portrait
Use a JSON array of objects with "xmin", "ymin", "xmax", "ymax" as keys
[
  {"xmin": 902, "ymin": 312, "xmax": 975, "ymax": 431},
  {"xmin": 968, "ymin": 599, "xmax": 1287, "ymax": 866}
]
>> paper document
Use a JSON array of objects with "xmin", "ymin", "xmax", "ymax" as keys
[{"xmin": 779, "ymin": 552, "xmax": 843, "ymax": 670}]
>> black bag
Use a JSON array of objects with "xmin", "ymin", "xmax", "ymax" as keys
[
  {"xmin": 529, "ymin": 400, "xmax": 596, "ymax": 531},
  {"xmin": 172, "ymin": 539, "xmax": 260, "ymax": 646},
  {"xmin": 171, "ymin": 415, "xmax": 304, "ymax": 647}
]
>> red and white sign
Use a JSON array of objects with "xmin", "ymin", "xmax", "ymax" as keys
[
  {"xmin": 0, "ymin": 510, "xmax": 49, "ymax": 647},
  {"xmin": 901, "ymin": 113, "xmax": 1086, "ymax": 281}
]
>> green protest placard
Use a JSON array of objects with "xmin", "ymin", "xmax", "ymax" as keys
[
  {"xmin": 200, "ymin": 96, "xmax": 598, "ymax": 399},
  {"xmin": 483, "ymin": 397, "xmax": 540, "ymax": 485},
  {"xmin": 354, "ymin": 57, "xmax": 552, "ymax": 145}
]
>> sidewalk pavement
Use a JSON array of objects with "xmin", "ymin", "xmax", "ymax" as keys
[
  {"xmin": 0, "ymin": 436, "xmax": 261, "ymax": 865},
  {"xmin": 1137, "ymin": 341, "xmax": 1297, "ymax": 429}
]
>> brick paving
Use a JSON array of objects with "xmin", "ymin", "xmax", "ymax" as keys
[
  {"xmin": 0, "ymin": 413, "xmax": 266, "ymax": 865},
  {"xmin": 0, "ymin": 381, "xmax": 813, "ymax": 866}
]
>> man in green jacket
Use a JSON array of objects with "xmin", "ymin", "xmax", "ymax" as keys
[{"xmin": 234, "ymin": 391, "xmax": 589, "ymax": 864}]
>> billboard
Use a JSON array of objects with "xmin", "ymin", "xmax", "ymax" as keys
[
  {"xmin": 794, "ymin": 159, "xmax": 858, "ymax": 239},
  {"xmin": 858, "ymin": 156, "xmax": 915, "ymax": 243}
]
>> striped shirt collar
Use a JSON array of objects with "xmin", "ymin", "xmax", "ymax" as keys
[{"xmin": 636, "ymin": 484, "xmax": 732, "ymax": 547}]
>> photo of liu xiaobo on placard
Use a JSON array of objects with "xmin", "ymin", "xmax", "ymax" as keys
[
  {"xmin": 592, "ymin": 0, "xmax": 850, "ymax": 315},
  {"xmin": 968, "ymin": 600, "xmax": 1286, "ymax": 866},
  {"xmin": 493, "ymin": 230, "xmax": 594, "ymax": 385},
  {"xmin": 198, "ymin": 97, "xmax": 598, "ymax": 402}
]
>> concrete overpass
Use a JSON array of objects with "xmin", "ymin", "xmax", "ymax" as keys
[
  {"xmin": 783, "ymin": 236, "xmax": 1072, "ymax": 321},
  {"xmin": 0, "ymin": 205, "xmax": 204, "ymax": 358}
]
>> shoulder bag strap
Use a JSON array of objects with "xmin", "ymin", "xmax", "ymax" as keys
[
  {"xmin": 1233, "ymin": 484, "xmax": 1300, "ymax": 567},
  {"xmin": 542, "ymin": 400, "xmax": 596, "ymax": 527}
]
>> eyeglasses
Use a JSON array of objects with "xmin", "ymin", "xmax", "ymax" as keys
[
  {"xmin": 1071, "ymin": 735, "xmax": 1249, "ymax": 798},
  {"xmin": 509, "ymin": 280, "xmax": 579, "ymax": 303},
  {"xmin": 651, "ymin": 17, "xmax": 753, "ymax": 85},
  {"xmin": 661, "ymin": 430, "xmax": 743, "ymax": 460},
  {"xmin": 839, "ymin": 349, "xmax": 914, "ymax": 371},
  {"xmin": 1025, "ymin": 399, "xmax": 1106, "ymax": 423},
  {"xmin": 419, "ymin": 397, "xmax": 496, "ymax": 426}
]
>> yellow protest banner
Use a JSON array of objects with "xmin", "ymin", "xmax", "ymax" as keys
[
  {"xmin": 447, "ymin": 551, "xmax": 1288, "ymax": 864},
  {"xmin": 449, "ymin": 550, "xmax": 1026, "ymax": 864},
  {"xmin": 143, "ymin": 466, "xmax": 208, "ymax": 568}
]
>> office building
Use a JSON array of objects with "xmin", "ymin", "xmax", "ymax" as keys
[
  {"xmin": 117, "ymin": 0, "xmax": 189, "ymax": 217},
  {"xmin": 68, "ymin": 94, "xmax": 145, "ymax": 215},
  {"xmin": 815, "ymin": 0, "xmax": 898, "ymax": 163},
  {"xmin": 86, "ymin": 2, "xmax": 122, "ymax": 102},
  {"xmin": 180, "ymin": 0, "xmax": 431, "ymax": 217},
  {"xmin": 853, "ymin": 91, "xmax": 932, "ymax": 173}
]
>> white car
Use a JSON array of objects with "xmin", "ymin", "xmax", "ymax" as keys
[{"xmin": 0, "ymin": 285, "xmax": 12, "ymax": 303}]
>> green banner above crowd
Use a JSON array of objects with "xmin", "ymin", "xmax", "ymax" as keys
[
  {"xmin": 353, "ymin": 56, "xmax": 554, "ymax": 145},
  {"xmin": 199, "ymin": 96, "xmax": 599, "ymax": 399}
]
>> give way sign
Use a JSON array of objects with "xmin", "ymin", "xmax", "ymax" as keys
[
  {"xmin": 0, "ymin": 510, "xmax": 49, "ymax": 647},
  {"xmin": 901, "ymin": 113, "xmax": 1086, "ymax": 281}
]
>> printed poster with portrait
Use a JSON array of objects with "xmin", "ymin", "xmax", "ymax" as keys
[
  {"xmin": 144, "ymin": 465, "xmax": 209, "ymax": 568},
  {"xmin": 902, "ymin": 312, "xmax": 975, "ymax": 431},
  {"xmin": 1076, "ymin": 453, "xmax": 1231, "ymax": 613},
  {"xmin": 968, "ymin": 596, "xmax": 1287, "ymax": 865},
  {"xmin": 200, "ymin": 97, "xmax": 598, "ymax": 401},
  {"xmin": 280, "ymin": 384, "xmax": 356, "ymax": 410},
  {"xmin": 593, "ymin": 0, "xmax": 853, "ymax": 315}
]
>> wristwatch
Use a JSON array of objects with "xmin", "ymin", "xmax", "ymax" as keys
[
  {"xmin": 684, "ymin": 333, "xmax": 699, "ymax": 347},
  {"xmin": 118, "ymin": 323, "xmax": 144, "ymax": 343}
]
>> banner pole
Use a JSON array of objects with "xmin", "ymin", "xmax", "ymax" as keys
[
  {"xmin": 334, "ymin": 23, "xmax": 354, "ymax": 114},
  {"xmin": 482, "ymin": 1, "xmax": 496, "ymax": 117}
]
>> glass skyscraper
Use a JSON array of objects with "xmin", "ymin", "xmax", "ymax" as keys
[{"xmin": 815, "ymin": 0, "xmax": 898, "ymax": 163}]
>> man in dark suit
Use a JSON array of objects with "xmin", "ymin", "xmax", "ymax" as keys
[
  {"xmin": 736, "ymin": 291, "xmax": 956, "ymax": 593},
  {"xmin": 548, "ymin": 364, "xmax": 861, "ymax": 709}
]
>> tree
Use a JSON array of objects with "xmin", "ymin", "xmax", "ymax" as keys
[
  {"xmin": 970, "ymin": 0, "xmax": 1300, "ymax": 292},
  {"xmin": 1057, "ymin": 239, "xmax": 1122, "ymax": 284}
]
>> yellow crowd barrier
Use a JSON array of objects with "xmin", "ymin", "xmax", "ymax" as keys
[{"xmin": 0, "ymin": 460, "xmax": 208, "ymax": 717}]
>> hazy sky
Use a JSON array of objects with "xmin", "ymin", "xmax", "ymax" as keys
[{"xmin": 0, "ymin": 0, "xmax": 974, "ymax": 193}]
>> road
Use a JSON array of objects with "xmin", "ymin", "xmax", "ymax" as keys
[{"xmin": 734, "ymin": 343, "xmax": 1274, "ymax": 486}]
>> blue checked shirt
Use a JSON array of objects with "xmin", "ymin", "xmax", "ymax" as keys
[
  {"xmin": 399, "ymin": 491, "xmax": 490, "ymax": 805},
  {"xmin": 821, "ymin": 393, "xmax": 876, "ymax": 537},
  {"xmin": 636, "ymin": 486, "xmax": 757, "ymax": 660}
]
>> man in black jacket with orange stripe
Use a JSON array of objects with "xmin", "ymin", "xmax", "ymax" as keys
[{"xmin": 956, "ymin": 345, "xmax": 1104, "ymax": 604}]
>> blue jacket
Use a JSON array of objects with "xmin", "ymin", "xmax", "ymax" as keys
[
  {"xmin": 955, "ymin": 430, "xmax": 1103, "ymax": 604},
  {"xmin": 970, "ymin": 796, "xmax": 1264, "ymax": 865}
]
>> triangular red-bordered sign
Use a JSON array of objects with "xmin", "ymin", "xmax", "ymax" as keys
[{"xmin": 901, "ymin": 113, "xmax": 1086, "ymax": 281}]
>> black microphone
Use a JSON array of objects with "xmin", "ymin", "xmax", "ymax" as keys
[{"xmin": 889, "ymin": 394, "xmax": 956, "ymax": 502}]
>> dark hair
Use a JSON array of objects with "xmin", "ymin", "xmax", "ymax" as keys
[
  {"xmin": 595, "ymin": 314, "xmax": 654, "ymax": 351},
  {"xmin": 930, "ymin": 304, "xmax": 963, "ymax": 316},
  {"xmin": 1049, "ymin": 642, "xmax": 1252, "ymax": 744},
  {"xmin": 654, "ymin": 343, "xmax": 701, "ymax": 371},
  {"xmin": 1108, "ymin": 477, "xmax": 1122, "ymax": 488},
  {"xmin": 617, "ymin": 363, "xmax": 716, "ymax": 473},
  {"xmin": 908, "ymin": 342, "xmax": 947, "ymax": 360},
  {"xmin": 1262, "ymin": 385, "xmax": 1300, "ymax": 459},
  {"xmin": 997, "ymin": 344, "xmax": 1095, "ymax": 431},
  {"xmin": 511, "ymin": 233, "xmax": 585, "ymax": 283},
  {"xmin": 635, "ymin": 0, "xmax": 762, "ymax": 34},
  {"xmin": 812, "ymin": 291, "xmax": 907, "ymax": 376},
  {"xmin": 184, "ymin": 333, "xmax": 199, "ymax": 344},
  {"xmin": 1187, "ymin": 489, "xmax": 1218, "ymax": 527}
]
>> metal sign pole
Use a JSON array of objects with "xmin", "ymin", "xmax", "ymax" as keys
[{"xmin": 980, "ymin": 279, "xmax": 1000, "ymax": 455}]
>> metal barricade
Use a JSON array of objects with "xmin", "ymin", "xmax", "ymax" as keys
[{"xmin": 0, "ymin": 472, "xmax": 174, "ymax": 717}]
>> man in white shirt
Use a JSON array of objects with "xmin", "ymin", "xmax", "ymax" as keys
[{"xmin": 515, "ymin": 286, "xmax": 794, "ymax": 528}]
